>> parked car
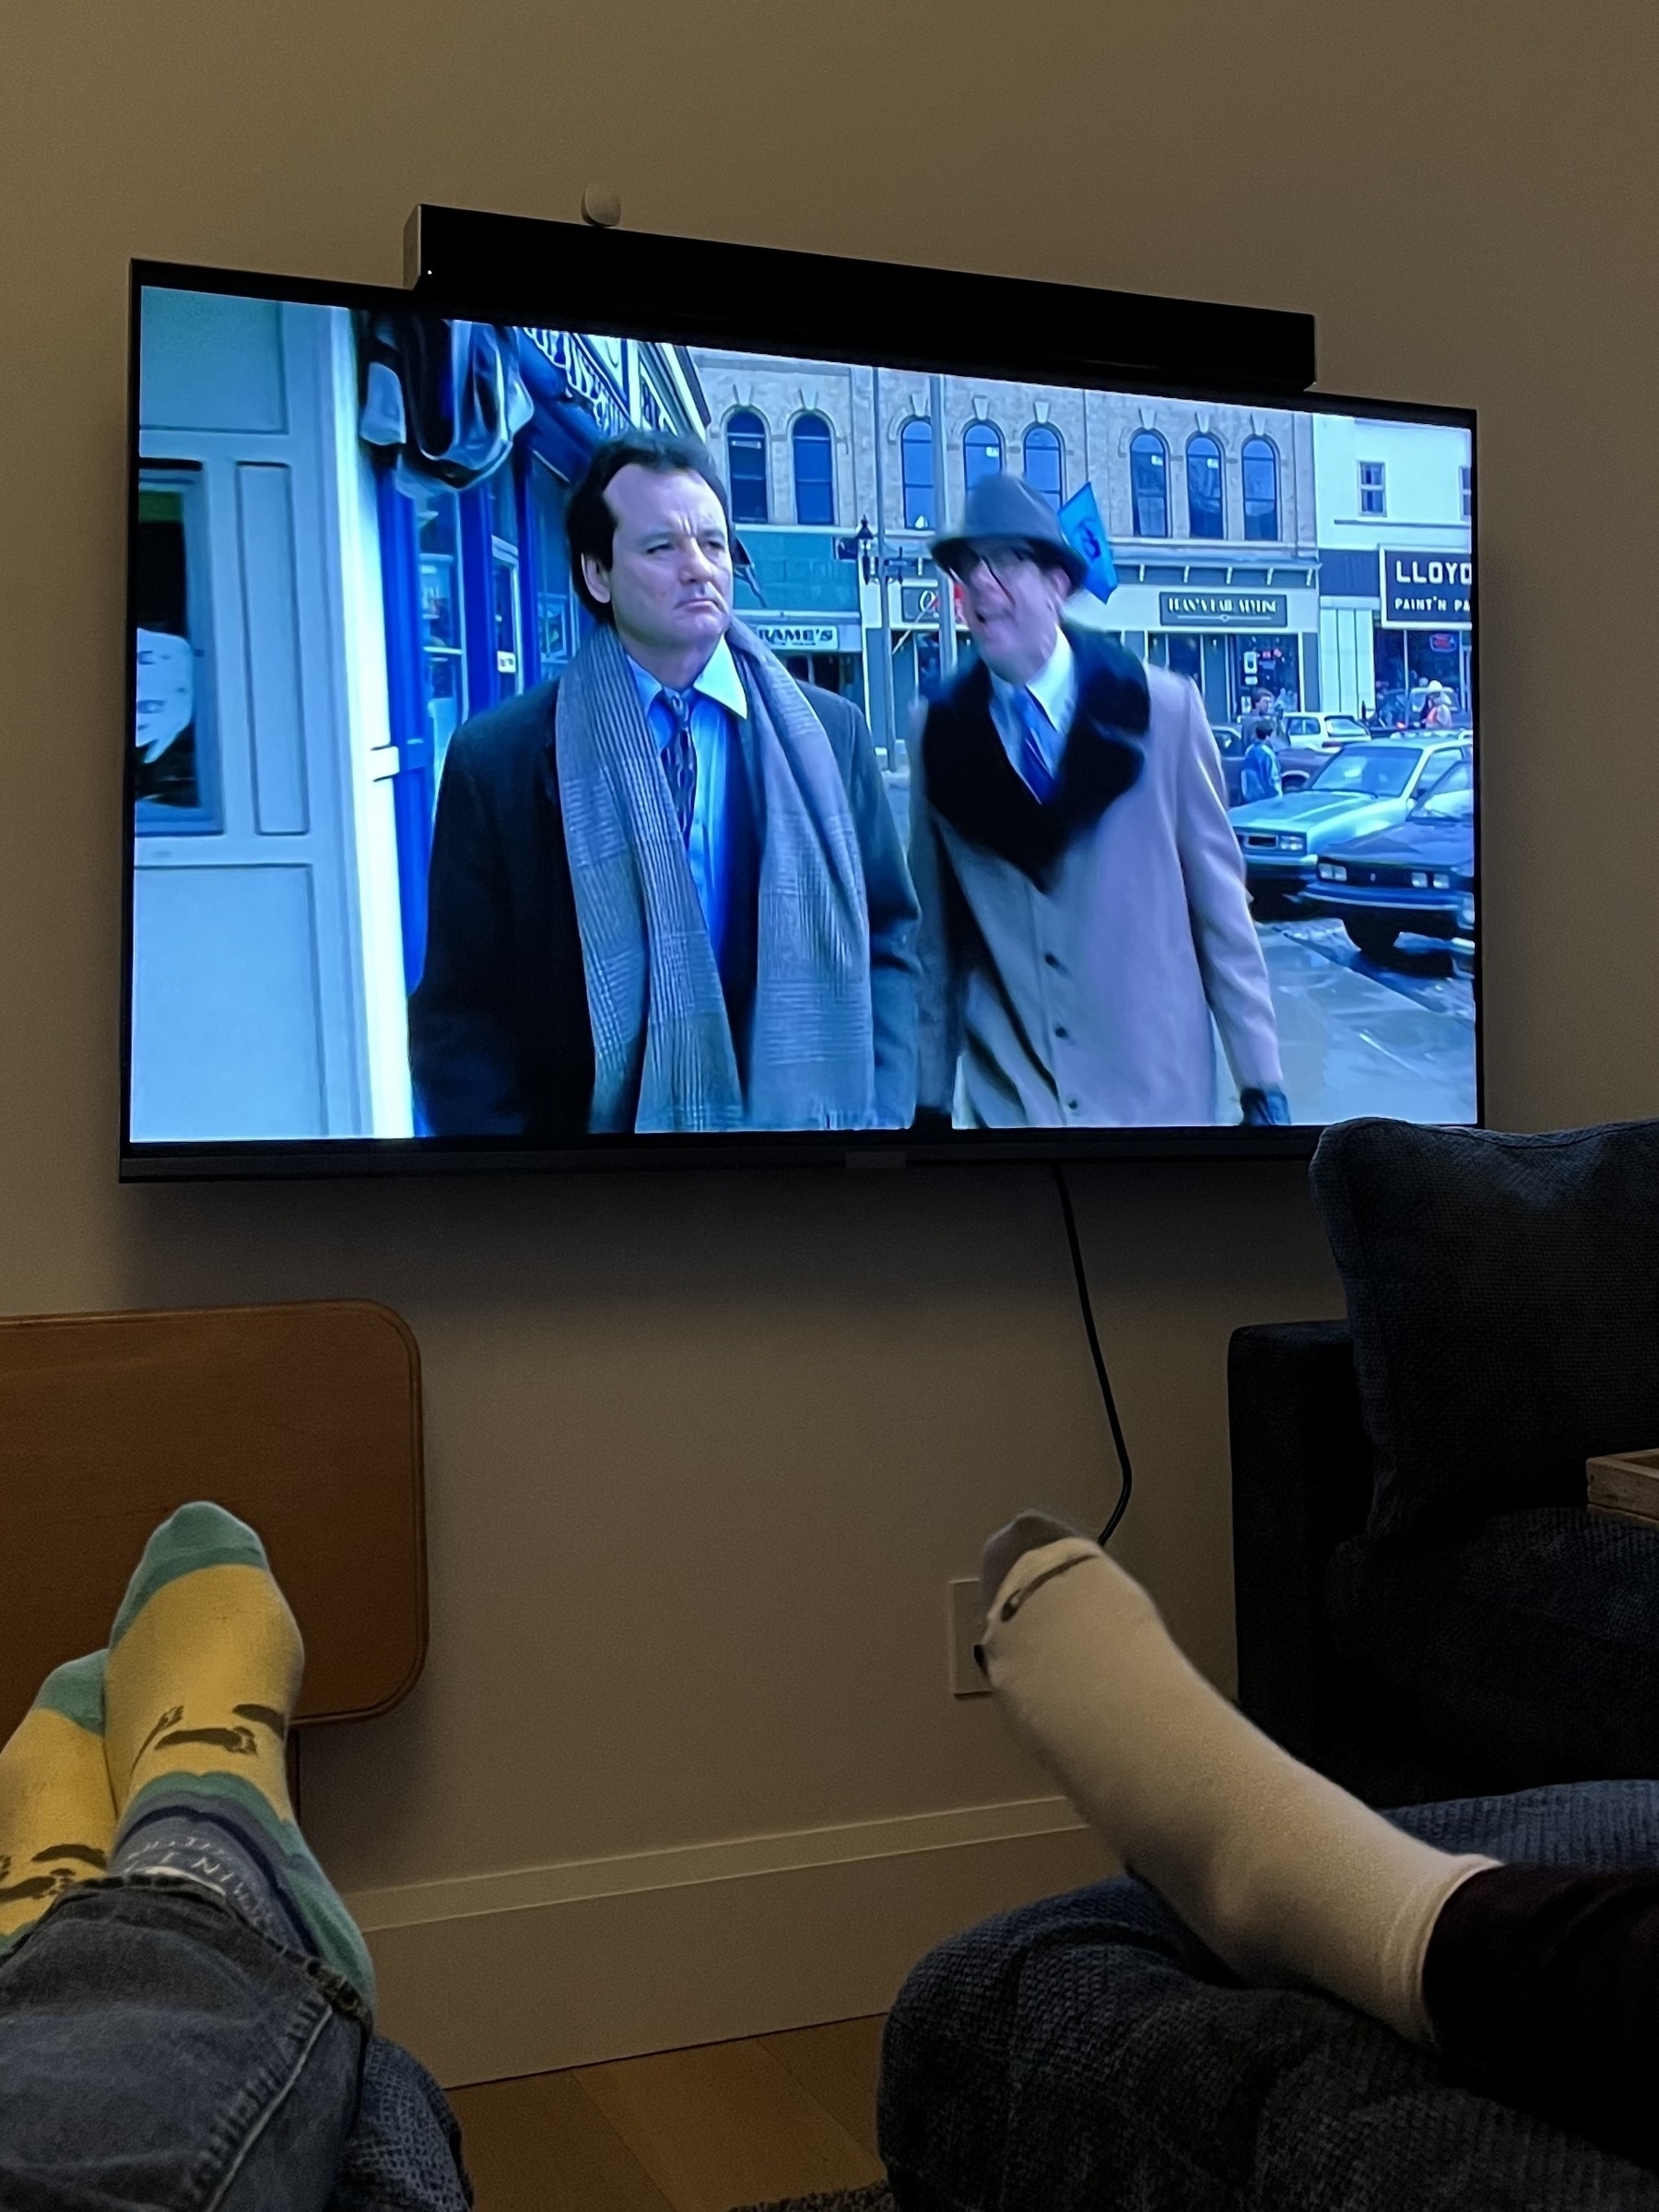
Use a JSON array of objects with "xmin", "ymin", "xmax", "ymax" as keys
[
  {"xmin": 1216, "ymin": 721, "xmax": 1326, "ymax": 803},
  {"xmin": 1268, "ymin": 733, "xmax": 1329, "ymax": 791},
  {"xmin": 1212, "ymin": 722, "xmax": 1244, "ymax": 801},
  {"xmin": 1229, "ymin": 739, "xmax": 1471, "ymax": 909},
  {"xmin": 1453, "ymin": 884, "xmax": 1477, "ymax": 978},
  {"xmin": 1278, "ymin": 710, "xmax": 1372, "ymax": 750},
  {"xmin": 1371, "ymin": 688, "xmax": 1473, "ymax": 734},
  {"xmin": 1301, "ymin": 755, "xmax": 1475, "ymax": 960}
]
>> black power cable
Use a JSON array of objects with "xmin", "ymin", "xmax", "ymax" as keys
[{"xmin": 1052, "ymin": 1164, "xmax": 1134, "ymax": 1546}]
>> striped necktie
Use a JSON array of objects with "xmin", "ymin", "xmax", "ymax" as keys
[
  {"xmin": 658, "ymin": 688, "xmax": 698, "ymax": 846},
  {"xmin": 1015, "ymin": 688, "xmax": 1057, "ymax": 804}
]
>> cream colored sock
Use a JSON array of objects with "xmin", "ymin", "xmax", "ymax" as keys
[{"xmin": 980, "ymin": 1525, "xmax": 1495, "ymax": 2043}]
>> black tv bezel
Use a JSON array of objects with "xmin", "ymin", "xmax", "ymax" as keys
[{"xmin": 121, "ymin": 225, "xmax": 1480, "ymax": 1182}]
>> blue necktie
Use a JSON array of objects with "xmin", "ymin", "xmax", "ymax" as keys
[
  {"xmin": 1015, "ymin": 690, "xmax": 1056, "ymax": 804},
  {"xmin": 658, "ymin": 688, "xmax": 698, "ymax": 846}
]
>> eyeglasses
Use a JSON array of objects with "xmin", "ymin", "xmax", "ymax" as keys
[{"xmin": 946, "ymin": 542, "xmax": 1041, "ymax": 587}]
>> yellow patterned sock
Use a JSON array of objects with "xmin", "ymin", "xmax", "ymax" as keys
[
  {"xmin": 100, "ymin": 1502, "xmax": 375, "ymax": 2010},
  {"xmin": 0, "ymin": 1653, "xmax": 113, "ymax": 1956},
  {"xmin": 103, "ymin": 1502, "xmax": 301, "ymax": 1823}
]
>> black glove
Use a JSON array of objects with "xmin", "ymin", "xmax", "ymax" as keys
[{"xmin": 1239, "ymin": 1087, "xmax": 1292, "ymax": 1127}]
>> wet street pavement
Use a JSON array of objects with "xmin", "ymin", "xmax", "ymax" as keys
[{"xmin": 1223, "ymin": 914, "xmax": 1477, "ymax": 1125}]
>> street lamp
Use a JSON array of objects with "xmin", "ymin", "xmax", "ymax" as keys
[{"xmin": 854, "ymin": 514, "xmax": 877, "ymax": 586}]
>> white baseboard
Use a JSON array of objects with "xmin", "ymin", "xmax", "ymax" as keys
[{"xmin": 348, "ymin": 1795, "xmax": 1113, "ymax": 2087}]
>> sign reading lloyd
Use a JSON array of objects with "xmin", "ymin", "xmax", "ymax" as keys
[{"xmin": 1381, "ymin": 548, "xmax": 1474, "ymax": 627}]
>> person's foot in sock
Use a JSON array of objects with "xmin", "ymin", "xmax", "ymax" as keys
[
  {"xmin": 978, "ymin": 1510, "xmax": 1494, "ymax": 2045},
  {"xmin": 102, "ymin": 1501, "xmax": 375, "ymax": 2012},
  {"xmin": 0, "ymin": 1652, "xmax": 112, "ymax": 1959}
]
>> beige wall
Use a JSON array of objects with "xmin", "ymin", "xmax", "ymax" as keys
[{"xmin": 4, "ymin": 0, "xmax": 1656, "ymax": 2077}]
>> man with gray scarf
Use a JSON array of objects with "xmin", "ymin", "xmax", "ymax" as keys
[{"xmin": 410, "ymin": 433, "xmax": 919, "ymax": 1137}]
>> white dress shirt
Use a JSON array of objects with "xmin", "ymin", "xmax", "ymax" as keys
[
  {"xmin": 627, "ymin": 637, "xmax": 748, "ymax": 959},
  {"xmin": 988, "ymin": 629, "xmax": 1077, "ymax": 794}
]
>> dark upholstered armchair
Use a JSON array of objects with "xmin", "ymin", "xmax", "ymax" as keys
[
  {"xmin": 880, "ymin": 1124, "xmax": 1659, "ymax": 2210},
  {"xmin": 1230, "ymin": 1117, "xmax": 1659, "ymax": 1807}
]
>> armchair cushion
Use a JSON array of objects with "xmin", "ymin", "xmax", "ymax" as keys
[
  {"xmin": 1309, "ymin": 1118, "xmax": 1659, "ymax": 1547},
  {"xmin": 1324, "ymin": 1507, "xmax": 1659, "ymax": 1788}
]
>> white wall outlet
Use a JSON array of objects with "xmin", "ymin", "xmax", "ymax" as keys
[{"xmin": 948, "ymin": 1578, "xmax": 992, "ymax": 1698}]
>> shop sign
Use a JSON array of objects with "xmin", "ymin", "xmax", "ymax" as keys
[
  {"xmin": 752, "ymin": 621, "xmax": 842, "ymax": 653},
  {"xmin": 1159, "ymin": 590, "xmax": 1288, "ymax": 628},
  {"xmin": 521, "ymin": 328, "xmax": 632, "ymax": 440},
  {"xmin": 900, "ymin": 583, "xmax": 943, "ymax": 624},
  {"xmin": 1380, "ymin": 549, "xmax": 1474, "ymax": 626}
]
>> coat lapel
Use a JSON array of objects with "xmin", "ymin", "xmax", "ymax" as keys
[{"xmin": 921, "ymin": 634, "xmax": 1148, "ymax": 885}]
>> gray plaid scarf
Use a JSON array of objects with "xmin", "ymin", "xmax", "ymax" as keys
[{"xmin": 555, "ymin": 618, "xmax": 877, "ymax": 1132}]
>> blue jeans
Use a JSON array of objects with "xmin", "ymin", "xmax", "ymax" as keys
[{"xmin": 0, "ymin": 1878, "xmax": 465, "ymax": 2211}]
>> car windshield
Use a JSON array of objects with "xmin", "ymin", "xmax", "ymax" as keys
[
  {"xmin": 1283, "ymin": 716, "xmax": 1321, "ymax": 736},
  {"xmin": 1325, "ymin": 717, "xmax": 1365, "ymax": 734},
  {"xmin": 1418, "ymin": 788, "xmax": 1475, "ymax": 819},
  {"xmin": 1311, "ymin": 749, "xmax": 1419, "ymax": 796},
  {"xmin": 1412, "ymin": 757, "xmax": 1475, "ymax": 816}
]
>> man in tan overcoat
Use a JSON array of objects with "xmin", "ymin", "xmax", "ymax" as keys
[{"xmin": 909, "ymin": 476, "xmax": 1288, "ymax": 1129}]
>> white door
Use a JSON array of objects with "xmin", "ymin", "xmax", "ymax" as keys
[{"xmin": 131, "ymin": 289, "xmax": 408, "ymax": 1143}]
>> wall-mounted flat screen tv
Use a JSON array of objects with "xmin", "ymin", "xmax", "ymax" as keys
[{"xmin": 124, "ymin": 229, "xmax": 1477, "ymax": 1177}]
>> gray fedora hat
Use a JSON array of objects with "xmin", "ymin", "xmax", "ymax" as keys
[{"xmin": 932, "ymin": 473, "xmax": 1086, "ymax": 589}]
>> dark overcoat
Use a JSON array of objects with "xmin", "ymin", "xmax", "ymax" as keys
[{"xmin": 409, "ymin": 676, "xmax": 918, "ymax": 1138}]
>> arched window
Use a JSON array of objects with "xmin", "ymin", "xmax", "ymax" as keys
[
  {"xmin": 1186, "ymin": 434, "xmax": 1224, "ymax": 539},
  {"xmin": 792, "ymin": 414, "xmax": 835, "ymax": 525},
  {"xmin": 1130, "ymin": 430, "xmax": 1169, "ymax": 536},
  {"xmin": 900, "ymin": 418, "xmax": 935, "ymax": 530},
  {"xmin": 963, "ymin": 420, "xmax": 1004, "ymax": 495},
  {"xmin": 725, "ymin": 409, "xmax": 769, "ymax": 524},
  {"xmin": 1022, "ymin": 423, "xmax": 1065, "ymax": 512},
  {"xmin": 1242, "ymin": 436, "xmax": 1279, "ymax": 541}
]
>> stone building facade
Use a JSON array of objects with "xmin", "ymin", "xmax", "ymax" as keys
[{"xmin": 689, "ymin": 347, "xmax": 1462, "ymax": 749}]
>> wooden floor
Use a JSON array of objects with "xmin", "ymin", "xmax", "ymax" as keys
[{"xmin": 447, "ymin": 2014, "xmax": 888, "ymax": 2212}]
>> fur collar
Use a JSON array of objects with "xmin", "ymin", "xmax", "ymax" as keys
[{"xmin": 920, "ymin": 630, "xmax": 1148, "ymax": 884}]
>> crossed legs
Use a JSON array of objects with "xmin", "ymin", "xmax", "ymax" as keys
[{"xmin": 0, "ymin": 1504, "xmax": 376, "ymax": 2212}]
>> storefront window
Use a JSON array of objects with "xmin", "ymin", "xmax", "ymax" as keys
[
  {"xmin": 491, "ymin": 558, "xmax": 521, "ymax": 688},
  {"xmin": 1232, "ymin": 633, "xmax": 1298, "ymax": 713},
  {"xmin": 1164, "ymin": 634, "xmax": 1202, "ymax": 684},
  {"xmin": 134, "ymin": 467, "xmax": 218, "ymax": 830},
  {"xmin": 1371, "ymin": 628, "xmax": 1408, "ymax": 722},
  {"xmin": 487, "ymin": 464, "xmax": 523, "ymax": 694},
  {"xmin": 489, "ymin": 462, "xmax": 518, "ymax": 549},
  {"xmin": 416, "ymin": 489, "xmax": 467, "ymax": 765},
  {"xmin": 1130, "ymin": 432, "xmax": 1169, "ymax": 536},
  {"xmin": 530, "ymin": 456, "xmax": 574, "ymax": 675},
  {"xmin": 1186, "ymin": 435, "xmax": 1224, "ymax": 539},
  {"xmin": 1242, "ymin": 438, "xmax": 1279, "ymax": 540}
]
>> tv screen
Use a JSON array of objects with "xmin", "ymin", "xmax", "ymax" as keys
[{"xmin": 124, "ymin": 250, "xmax": 1477, "ymax": 1176}]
